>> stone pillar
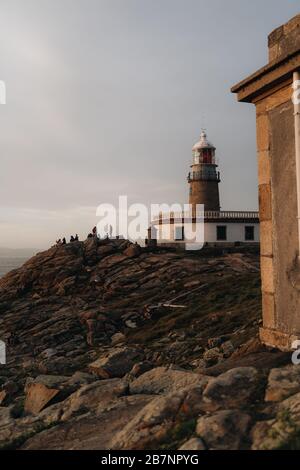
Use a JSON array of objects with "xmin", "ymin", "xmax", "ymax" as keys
[{"xmin": 232, "ymin": 14, "xmax": 300, "ymax": 351}]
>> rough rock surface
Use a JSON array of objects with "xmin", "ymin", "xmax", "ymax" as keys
[
  {"xmin": 178, "ymin": 437, "xmax": 206, "ymax": 451},
  {"xmin": 89, "ymin": 347, "xmax": 144, "ymax": 379},
  {"xmin": 129, "ymin": 366, "xmax": 204, "ymax": 395},
  {"xmin": 265, "ymin": 365, "xmax": 300, "ymax": 402},
  {"xmin": 0, "ymin": 239, "xmax": 296, "ymax": 450},
  {"xmin": 196, "ymin": 410, "xmax": 252, "ymax": 450},
  {"xmin": 202, "ymin": 367, "xmax": 262, "ymax": 411}
]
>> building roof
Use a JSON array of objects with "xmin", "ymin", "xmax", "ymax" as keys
[
  {"xmin": 192, "ymin": 130, "xmax": 215, "ymax": 151},
  {"xmin": 231, "ymin": 13, "xmax": 300, "ymax": 103}
]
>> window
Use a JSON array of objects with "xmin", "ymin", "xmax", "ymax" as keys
[
  {"xmin": 175, "ymin": 227, "xmax": 184, "ymax": 241},
  {"xmin": 190, "ymin": 187, "xmax": 192, "ymax": 196},
  {"xmin": 245, "ymin": 226, "xmax": 255, "ymax": 241},
  {"xmin": 217, "ymin": 226, "xmax": 227, "ymax": 241}
]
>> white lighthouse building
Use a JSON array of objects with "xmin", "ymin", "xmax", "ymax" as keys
[{"xmin": 148, "ymin": 130, "xmax": 259, "ymax": 249}]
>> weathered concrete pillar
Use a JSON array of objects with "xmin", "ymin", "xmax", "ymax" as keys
[{"xmin": 232, "ymin": 14, "xmax": 300, "ymax": 351}]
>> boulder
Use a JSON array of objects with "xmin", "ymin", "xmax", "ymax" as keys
[
  {"xmin": 110, "ymin": 388, "xmax": 188, "ymax": 450},
  {"xmin": 67, "ymin": 371, "xmax": 96, "ymax": 387},
  {"xmin": 59, "ymin": 378, "xmax": 128, "ymax": 421},
  {"xmin": 251, "ymin": 419, "xmax": 281, "ymax": 450},
  {"xmin": 21, "ymin": 395, "xmax": 155, "ymax": 451},
  {"xmin": 178, "ymin": 437, "xmax": 206, "ymax": 451},
  {"xmin": 265, "ymin": 365, "xmax": 300, "ymax": 402},
  {"xmin": 202, "ymin": 367, "xmax": 261, "ymax": 410},
  {"xmin": 252, "ymin": 392, "xmax": 300, "ymax": 450},
  {"xmin": 123, "ymin": 245, "xmax": 141, "ymax": 258},
  {"xmin": 89, "ymin": 347, "xmax": 144, "ymax": 379},
  {"xmin": 24, "ymin": 375, "xmax": 70, "ymax": 415},
  {"xmin": 196, "ymin": 410, "xmax": 252, "ymax": 450},
  {"xmin": 0, "ymin": 413, "xmax": 44, "ymax": 450},
  {"xmin": 24, "ymin": 383, "xmax": 61, "ymax": 415},
  {"xmin": 129, "ymin": 367, "xmax": 204, "ymax": 395},
  {"xmin": 25, "ymin": 375, "xmax": 69, "ymax": 390}
]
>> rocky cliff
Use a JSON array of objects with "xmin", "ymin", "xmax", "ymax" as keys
[{"xmin": 0, "ymin": 238, "xmax": 298, "ymax": 450}]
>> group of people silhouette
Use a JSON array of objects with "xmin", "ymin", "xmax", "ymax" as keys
[
  {"xmin": 56, "ymin": 234, "xmax": 79, "ymax": 245},
  {"xmin": 55, "ymin": 227, "xmax": 98, "ymax": 246}
]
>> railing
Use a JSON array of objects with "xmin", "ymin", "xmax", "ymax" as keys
[
  {"xmin": 188, "ymin": 171, "xmax": 220, "ymax": 182},
  {"xmin": 204, "ymin": 211, "xmax": 259, "ymax": 219},
  {"xmin": 152, "ymin": 210, "xmax": 259, "ymax": 223}
]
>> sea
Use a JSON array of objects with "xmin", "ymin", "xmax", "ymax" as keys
[{"xmin": 0, "ymin": 257, "xmax": 28, "ymax": 278}]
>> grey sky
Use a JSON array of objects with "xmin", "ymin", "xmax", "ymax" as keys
[{"xmin": 0, "ymin": 0, "xmax": 299, "ymax": 248}]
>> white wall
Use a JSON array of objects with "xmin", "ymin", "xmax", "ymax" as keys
[
  {"xmin": 154, "ymin": 221, "xmax": 259, "ymax": 244},
  {"xmin": 204, "ymin": 222, "xmax": 259, "ymax": 243}
]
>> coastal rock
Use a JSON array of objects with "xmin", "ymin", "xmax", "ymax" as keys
[
  {"xmin": 123, "ymin": 245, "xmax": 141, "ymax": 258},
  {"xmin": 24, "ymin": 375, "xmax": 73, "ymax": 415},
  {"xmin": 202, "ymin": 367, "xmax": 261, "ymax": 410},
  {"xmin": 178, "ymin": 437, "xmax": 206, "ymax": 451},
  {"xmin": 0, "ymin": 239, "xmax": 264, "ymax": 449},
  {"xmin": 24, "ymin": 383, "xmax": 61, "ymax": 415},
  {"xmin": 129, "ymin": 367, "xmax": 204, "ymax": 395},
  {"xmin": 59, "ymin": 378, "xmax": 128, "ymax": 421},
  {"xmin": 21, "ymin": 395, "xmax": 155, "ymax": 450},
  {"xmin": 110, "ymin": 388, "xmax": 188, "ymax": 450},
  {"xmin": 88, "ymin": 347, "xmax": 144, "ymax": 379},
  {"xmin": 265, "ymin": 365, "xmax": 300, "ymax": 402},
  {"xmin": 196, "ymin": 410, "xmax": 252, "ymax": 450},
  {"xmin": 251, "ymin": 392, "xmax": 300, "ymax": 450}
]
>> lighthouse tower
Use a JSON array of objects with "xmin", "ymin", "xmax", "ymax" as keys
[{"xmin": 188, "ymin": 130, "xmax": 220, "ymax": 214}]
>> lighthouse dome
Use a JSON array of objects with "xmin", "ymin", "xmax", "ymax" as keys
[{"xmin": 192, "ymin": 130, "xmax": 215, "ymax": 151}]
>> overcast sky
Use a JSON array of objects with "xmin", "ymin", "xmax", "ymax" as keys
[{"xmin": 0, "ymin": 0, "xmax": 299, "ymax": 249}]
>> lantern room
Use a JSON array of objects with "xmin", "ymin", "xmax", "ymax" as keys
[{"xmin": 192, "ymin": 130, "xmax": 216, "ymax": 165}]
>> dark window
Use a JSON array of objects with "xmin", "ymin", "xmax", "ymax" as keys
[
  {"xmin": 217, "ymin": 226, "xmax": 227, "ymax": 241},
  {"xmin": 189, "ymin": 187, "xmax": 192, "ymax": 196},
  {"xmin": 175, "ymin": 227, "xmax": 184, "ymax": 241},
  {"xmin": 245, "ymin": 226, "xmax": 255, "ymax": 241}
]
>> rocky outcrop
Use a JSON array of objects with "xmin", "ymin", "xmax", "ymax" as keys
[
  {"xmin": 265, "ymin": 365, "xmax": 300, "ymax": 402},
  {"xmin": 202, "ymin": 367, "xmax": 262, "ymax": 411},
  {"xmin": 89, "ymin": 347, "xmax": 144, "ymax": 379},
  {"xmin": 129, "ymin": 367, "xmax": 204, "ymax": 395},
  {"xmin": 1, "ymin": 239, "xmax": 296, "ymax": 450},
  {"xmin": 196, "ymin": 410, "xmax": 252, "ymax": 450}
]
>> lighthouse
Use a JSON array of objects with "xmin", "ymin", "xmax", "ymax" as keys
[
  {"xmin": 148, "ymin": 127, "xmax": 259, "ymax": 248},
  {"xmin": 188, "ymin": 130, "xmax": 220, "ymax": 214}
]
